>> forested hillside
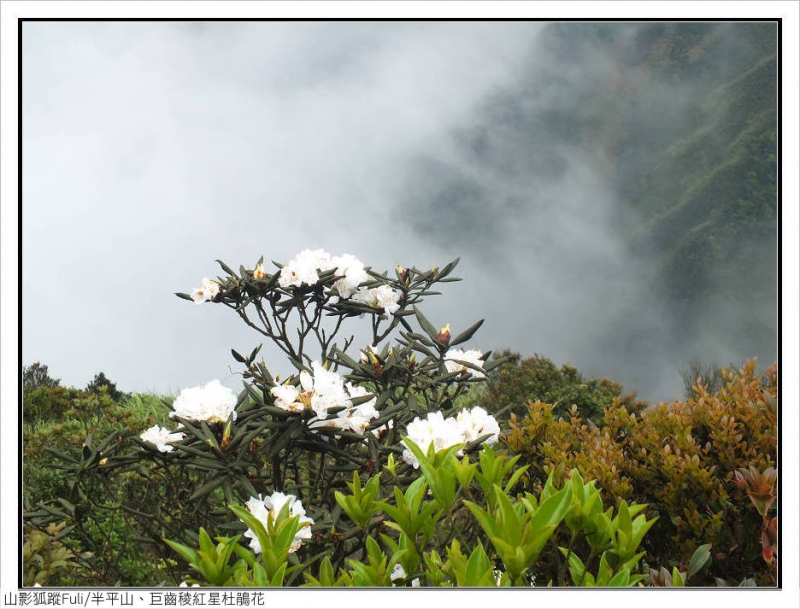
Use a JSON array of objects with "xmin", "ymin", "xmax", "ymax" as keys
[{"xmin": 396, "ymin": 22, "xmax": 777, "ymax": 398}]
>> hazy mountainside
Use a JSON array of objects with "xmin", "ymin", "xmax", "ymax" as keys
[
  {"xmin": 394, "ymin": 22, "xmax": 777, "ymax": 401},
  {"xmin": 608, "ymin": 24, "xmax": 777, "ymax": 294}
]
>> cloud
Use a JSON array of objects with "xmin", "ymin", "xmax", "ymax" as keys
[
  {"xmin": 21, "ymin": 21, "xmax": 539, "ymax": 392},
  {"xmin": 22, "ymin": 21, "xmax": 776, "ymax": 403}
]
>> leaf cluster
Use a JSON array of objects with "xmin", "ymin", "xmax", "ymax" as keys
[{"xmin": 503, "ymin": 359, "xmax": 777, "ymax": 585}]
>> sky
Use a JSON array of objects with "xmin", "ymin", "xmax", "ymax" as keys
[{"xmin": 18, "ymin": 19, "xmax": 779, "ymax": 404}]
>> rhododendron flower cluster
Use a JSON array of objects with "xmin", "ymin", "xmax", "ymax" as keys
[
  {"xmin": 139, "ymin": 425, "xmax": 185, "ymax": 453},
  {"xmin": 277, "ymin": 248, "xmax": 335, "ymax": 289},
  {"xmin": 277, "ymin": 248, "xmax": 371, "ymax": 296},
  {"xmin": 189, "ymin": 248, "xmax": 405, "ymax": 316},
  {"xmin": 242, "ymin": 492, "xmax": 314, "ymax": 554},
  {"xmin": 402, "ymin": 406, "xmax": 500, "ymax": 468},
  {"xmin": 169, "ymin": 379, "xmax": 238, "ymax": 424},
  {"xmin": 270, "ymin": 362, "xmax": 379, "ymax": 434},
  {"xmin": 444, "ymin": 348, "xmax": 486, "ymax": 378},
  {"xmin": 329, "ymin": 253, "xmax": 369, "ymax": 299},
  {"xmin": 191, "ymin": 278, "xmax": 220, "ymax": 304},
  {"xmin": 310, "ymin": 381, "xmax": 379, "ymax": 435}
]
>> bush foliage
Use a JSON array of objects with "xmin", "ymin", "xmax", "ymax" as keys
[
  {"xmin": 478, "ymin": 351, "xmax": 647, "ymax": 424},
  {"xmin": 504, "ymin": 359, "xmax": 777, "ymax": 586}
]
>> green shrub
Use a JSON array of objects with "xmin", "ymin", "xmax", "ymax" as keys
[
  {"xmin": 86, "ymin": 372, "xmax": 126, "ymax": 402},
  {"xmin": 23, "ymin": 521, "xmax": 90, "ymax": 587},
  {"xmin": 23, "ymin": 386, "xmax": 78, "ymax": 426},
  {"xmin": 25, "ymin": 252, "xmax": 505, "ymax": 586},
  {"xmin": 23, "ymin": 390, "xmax": 175, "ymax": 585},
  {"xmin": 479, "ymin": 351, "xmax": 647, "ymax": 424},
  {"xmin": 166, "ymin": 445, "xmax": 657, "ymax": 587},
  {"xmin": 23, "ymin": 362, "xmax": 61, "ymax": 390}
]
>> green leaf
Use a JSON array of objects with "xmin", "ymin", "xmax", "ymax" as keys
[
  {"xmin": 252, "ymin": 562, "xmax": 269, "ymax": 586},
  {"xmin": 628, "ymin": 514, "xmax": 658, "ymax": 554},
  {"xmin": 270, "ymin": 562, "xmax": 288, "ymax": 587},
  {"xmin": 503, "ymin": 463, "xmax": 530, "ymax": 494},
  {"xmin": 164, "ymin": 538, "xmax": 200, "ymax": 566},
  {"xmin": 230, "ymin": 541, "xmax": 257, "ymax": 568},
  {"xmin": 413, "ymin": 306, "xmax": 441, "ymax": 344},
  {"xmin": 249, "ymin": 344, "xmax": 262, "ymax": 362},
  {"xmin": 216, "ymin": 535, "xmax": 242, "ymax": 573},
  {"xmin": 686, "ymin": 543, "xmax": 712, "ymax": 579},
  {"xmin": 316, "ymin": 555, "xmax": 336, "ymax": 586},
  {"xmin": 617, "ymin": 499, "xmax": 632, "ymax": 537},
  {"xmin": 188, "ymin": 475, "xmax": 225, "ymax": 502},
  {"xmin": 216, "ymin": 259, "xmax": 236, "ymax": 276},
  {"xmin": 450, "ymin": 319, "xmax": 485, "ymax": 347},
  {"xmin": 432, "ymin": 258, "xmax": 461, "ymax": 282},
  {"xmin": 198, "ymin": 554, "xmax": 220, "ymax": 583},
  {"xmin": 464, "ymin": 544, "xmax": 494, "ymax": 586},
  {"xmin": 529, "ymin": 484, "xmax": 572, "ymax": 533},
  {"xmin": 560, "ymin": 548, "xmax": 596, "ymax": 587},
  {"xmin": 198, "ymin": 528, "xmax": 216, "ymax": 559},
  {"xmin": 607, "ymin": 568, "xmax": 632, "ymax": 587}
]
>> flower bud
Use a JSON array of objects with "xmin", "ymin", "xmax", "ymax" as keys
[
  {"xmin": 221, "ymin": 420, "xmax": 232, "ymax": 451},
  {"xmin": 437, "ymin": 323, "xmax": 451, "ymax": 346},
  {"xmin": 253, "ymin": 263, "xmax": 267, "ymax": 279},
  {"xmin": 369, "ymin": 352, "xmax": 383, "ymax": 376}
]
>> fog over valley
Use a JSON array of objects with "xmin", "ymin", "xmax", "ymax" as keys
[{"xmin": 22, "ymin": 21, "xmax": 778, "ymax": 403}]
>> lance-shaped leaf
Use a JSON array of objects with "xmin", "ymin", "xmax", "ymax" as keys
[
  {"xmin": 449, "ymin": 319, "xmax": 485, "ymax": 347},
  {"xmin": 216, "ymin": 259, "xmax": 237, "ymax": 277},
  {"xmin": 413, "ymin": 306, "xmax": 441, "ymax": 344},
  {"xmin": 686, "ymin": 543, "xmax": 712, "ymax": 579}
]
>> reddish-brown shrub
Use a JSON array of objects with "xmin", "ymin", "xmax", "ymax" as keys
[{"xmin": 504, "ymin": 360, "xmax": 777, "ymax": 585}]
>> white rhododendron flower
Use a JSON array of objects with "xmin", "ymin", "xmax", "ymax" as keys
[
  {"xmin": 275, "ymin": 250, "xmax": 402, "ymax": 314},
  {"xmin": 170, "ymin": 380, "xmax": 238, "ymax": 424},
  {"xmin": 243, "ymin": 492, "xmax": 314, "ymax": 554},
  {"xmin": 401, "ymin": 407, "xmax": 500, "ymax": 468},
  {"xmin": 270, "ymin": 383, "xmax": 305, "ymax": 413},
  {"xmin": 140, "ymin": 425, "xmax": 185, "ymax": 453},
  {"xmin": 306, "ymin": 363, "xmax": 352, "ymax": 418},
  {"xmin": 278, "ymin": 248, "xmax": 334, "ymax": 288},
  {"xmin": 444, "ymin": 348, "xmax": 486, "ymax": 378},
  {"xmin": 455, "ymin": 406, "xmax": 501, "ymax": 446},
  {"xmin": 351, "ymin": 284, "xmax": 402, "ymax": 316},
  {"xmin": 271, "ymin": 361, "xmax": 351, "ymax": 418},
  {"xmin": 330, "ymin": 253, "xmax": 368, "ymax": 299},
  {"xmin": 402, "ymin": 411, "xmax": 463, "ymax": 468},
  {"xmin": 191, "ymin": 278, "xmax": 220, "ymax": 304},
  {"xmin": 272, "ymin": 362, "xmax": 379, "ymax": 435},
  {"xmin": 311, "ymin": 382, "xmax": 379, "ymax": 435}
]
